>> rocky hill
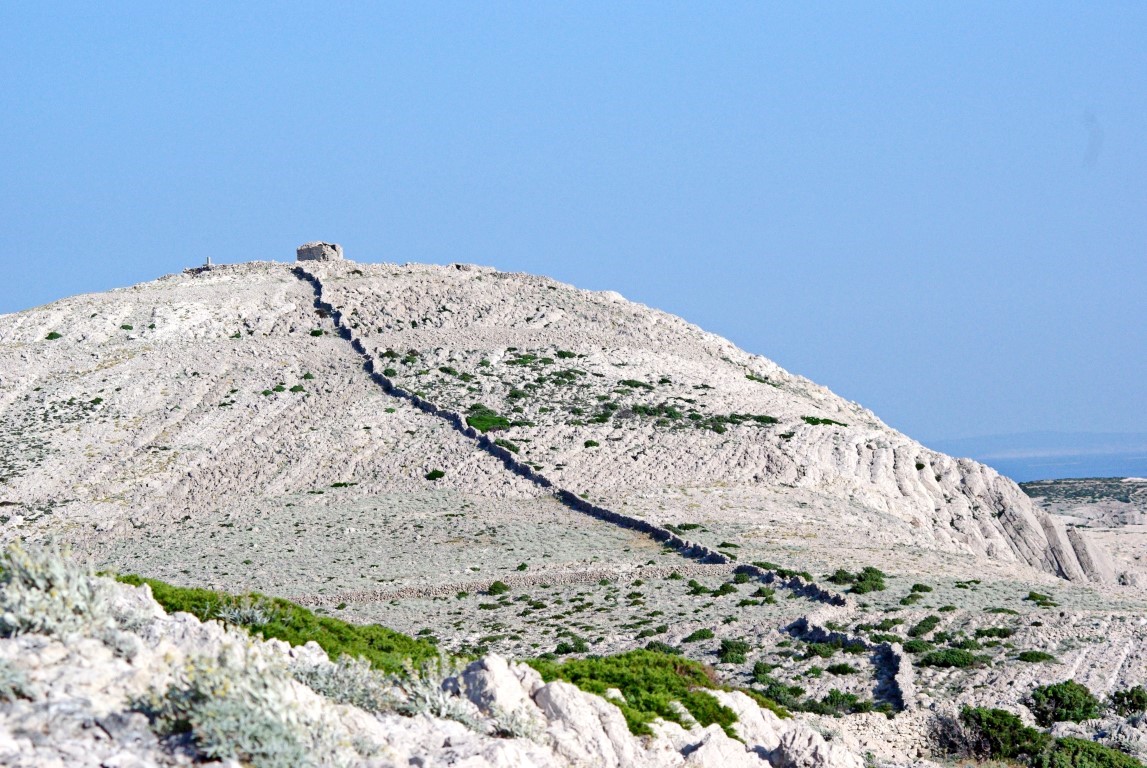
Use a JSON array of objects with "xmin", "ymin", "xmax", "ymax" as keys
[
  {"xmin": 1, "ymin": 254, "xmax": 1145, "ymax": 767},
  {"xmin": 0, "ymin": 259, "xmax": 1113, "ymax": 584}
]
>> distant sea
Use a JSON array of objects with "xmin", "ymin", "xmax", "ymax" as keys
[{"xmin": 927, "ymin": 432, "xmax": 1147, "ymax": 483}]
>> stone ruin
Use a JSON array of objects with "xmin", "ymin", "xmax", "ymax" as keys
[{"xmin": 296, "ymin": 242, "xmax": 344, "ymax": 262}]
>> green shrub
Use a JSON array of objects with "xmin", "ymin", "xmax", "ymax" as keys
[
  {"xmin": 424, "ymin": 469, "xmax": 445, "ymax": 481},
  {"xmin": 45, "ymin": 331, "xmax": 63, "ymax": 340},
  {"xmin": 309, "ymin": 329, "xmax": 324, "ymax": 337},
  {"xmin": 974, "ymin": 626, "xmax": 1014, "ymax": 639},
  {"xmin": 902, "ymin": 639, "xmax": 935, "ymax": 654},
  {"xmin": 961, "ymin": 707, "xmax": 1140, "ymax": 768},
  {"xmin": 529, "ymin": 650, "xmax": 738, "ymax": 736},
  {"xmin": 644, "ymin": 641, "xmax": 680, "ymax": 655},
  {"xmin": 1110, "ymin": 685, "xmax": 1147, "ymax": 715},
  {"xmin": 801, "ymin": 642, "xmax": 839, "ymax": 659},
  {"xmin": 487, "ymin": 581, "xmax": 510, "ymax": 596},
  {"xmin": 494, "ymin": 438, "xmax": 520, "ymax": 453},
  {"xmin": 802, "ymin": 416, "xmax": 847, "ymax": 427},
  {"xmin": 1016, "ymin": 650, "xmax": 1057, "ymax": 663},
  {"xmin": 583, "ymin": 440, "xmax": 599, "ymax": 448},
  {"xmin": 950, "ymin": 638, "xmax": 982, "ymax": 651},
  {"xmin": 465, "ymin": 404, "xmax": 510, "ymax": 432},
  {"xmin": 717, "ymin": 639, "xmax": 750, "ymax": 664},
  {"xmin": 1047, "ymin": 737, "xmax": 1143, "ymax": 768},
  {"xmin": 826, "ymin": 663, "xmax": 859, "ymax": 675},
  {"xmin": 960, "ymin": 706, "xmax": 1052, "ymax": 761},
  {"xmin": 117, "ymin": 575, "xmax": 437, "ymax": 674},
  {"xmin": 849, "ymin": 567, "xmax": 886, "ymax": 594},
  {"xmin": 908, "ymin": 616, "xmax": 941, "ymax": 637},
  {"xmin": 827, "ymin": 569, "xmax": 856, "ymax": 585},
  {"xmin": 918, "ymin": 649, "xmax": 987, "ymax": 668},
  {"xmin": 1025, "ymin": 591, "xmax": 1059, "ymax": 608},
  {"xmin": 682, "ymin": 628, "xmax": 715, "ymax": 643},
  {"xmin": 289, "ymin": 385, "xmax": 305, "ymax": 393},
  {"xmin": 1029, "ymin": 681, "xmax": 1102, "ymax": 726},
  {"xmin": 554, "ymin": 636, "xmax": 588, "ymax": 655},
  {"xmin": 910, "ymin": 583, "xmax": 932, "ymax": 593},
  {"xmin": 711, "ymin": 583, "xmax": 737, "ymax": 597}
]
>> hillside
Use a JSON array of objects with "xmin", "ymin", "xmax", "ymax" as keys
[{"xmin": 2, "ymin": 255, "xmax": 1146, "ymax": 766}]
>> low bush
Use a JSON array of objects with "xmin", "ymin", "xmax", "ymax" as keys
[
  {"xmin": 826, "ymin": 663, "xmax": 859, "ymax": 675},
  {"xmin": 1028, "ymin": 681, "xmax": 1102, "ymax": 726},
  {"xmin": 960, "ymin": 707, "xmax": 1139, "ymax": 768},
  {"xmin": 682, "ymin": 628, "xmax": 715, "ymax": 643},
  {"xmin": 910, "ymin": 583, "xmax": 933, "ymax": 593},
  {"xmin": 1016, "ymin": 650, "xmax": 1057, "ymax": 663},
  {"xmin": 1, "ymin": 541, "xmax": 123, "ymax": 639},
  {"xmin": 902, "ymin": 639, "xmax": 935, "ymax": 654},
  {"xmin": 643, "ymin": 640, "xmax": 680, "ymax": 655},
  {"xmin": 117, "ymin": 575, "xmax": 437, "ymax": 674},
  {"xmin": 487, "ymin": 581, "xmax": 509, "ymax": 596},
  {"xmin": 717, "ymin": 639, "xmax": 750, "ymax": 664},
  {"xmin": 918, "ymin": 649, "xmax": 988, "ymax": 668},
  {"xmin": 1025, "ymin": 591, "xmax": 1059, "ymax": 608},
  {"xmin": 975, "ymin": 626, "xmax": 1014, "ymax": 639},
  {"xmin": 1110, "ymin": 685, "xmax": 1147, "ymax": 716},
  {"xmin": 908, "ymin": 616, "xmax": 941, "ymax": 637},
  {"xmin": 802, "ymin": 416, "xmax": 847, "ymax": 427},
  {"xmin": 466, "ymin": 404, "xmax": 510, "ymax": 432},
  {"xmin": 960, "ymin": 706, "xmax": 1052, "ymax": 761},
  {"xmin": 851, "ymin": 567, "xmax": 887, "ymax": 594},
  {"xmin": 424, "ymin": 469, "xmax": 445, "ymax": 481},
  {"xmin": 529, "ymin": 650, "xmax": 739, "ymax": 736},
  {"xmin": 45, "ymin": 331, "xmax": 63, "ymax": 340}
]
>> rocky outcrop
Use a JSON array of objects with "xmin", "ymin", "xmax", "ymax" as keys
[{"xmin": 0, "ymin": 572, "xmax": 868, "ymax": 768}]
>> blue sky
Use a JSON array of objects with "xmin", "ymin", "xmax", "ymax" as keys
[{"xmin": 2, "ymin": 2, "xmax": 1144, "ymax": 456}]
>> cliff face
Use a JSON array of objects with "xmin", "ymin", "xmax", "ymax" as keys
[{"xmin": 0, "ymin": 259, "xmax": 1108, "ymax": 582}]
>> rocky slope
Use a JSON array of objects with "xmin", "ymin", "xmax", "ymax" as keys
[
  {"xmin": 0, "ymin": 258, "xmax": 1112, "ymax": 584},
  {"xmin": 0, "ymin": 544, "xmax": 865, "ymax": 768},
  {"xmin": 2, "ymin": 254, "xmax": 1145, "ymax": 767}
]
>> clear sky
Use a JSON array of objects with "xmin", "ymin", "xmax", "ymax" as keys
[{"xmin": 2, "ymin": 2, "xmax": 1144, "ymax": 450}]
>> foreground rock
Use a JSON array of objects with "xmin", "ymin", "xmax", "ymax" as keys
[{"xmin": 0, "ymin": 570, "xmax": 866, "ymax": 768}]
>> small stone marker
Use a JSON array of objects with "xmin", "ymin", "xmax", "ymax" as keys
[{"xmin": 296, "ymin": 242, "xmax": 344, "ymax": 261}]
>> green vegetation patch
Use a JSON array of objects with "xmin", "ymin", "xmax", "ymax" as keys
[
  {"xmin": 802, "ymin": 416, "xmax": 847, "ymax": 427},
  {"xmin": 918, "ymin": 649, "xmax": 989, "ymax": 668},
  {"xmin": 907, "ymin": 616, "xmax": 941, "ymax": 638},
  {"xmin": 960, "ymin": 707, "xmax": 1139, "ymax": 768},
  {"xmin": 1016, "ymin": 650, "xmax": 1057, "ymax": 663},
  {"xmin": 116, "ymin": 576, "xmax": 436, "ymax": 674},
  {"xmin": 529, "ymin": 650, "xmax": 740, "ymax": 736},
  {"xmin": 1028, "ymin": 681, "xmax": 1102, "ymax": 727},
  {"xmin": 717, "ymin": 639, "xmax": 750, "ymax": 664},
  {"xmin": 466, "ymin": 403, "xmax": 511, "ymax": 432}
]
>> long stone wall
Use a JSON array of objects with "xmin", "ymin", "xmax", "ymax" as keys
[
  {"xmin": 289, "ymin": 264, "xmax": 909, "ymax": 710},
  {"xmin": 293, "ymin": 562, "xmax": 731, "ymax": 606},
  {"xmin": 288, "ymin": 264, "xmax": 856, "ymax": 608}
]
